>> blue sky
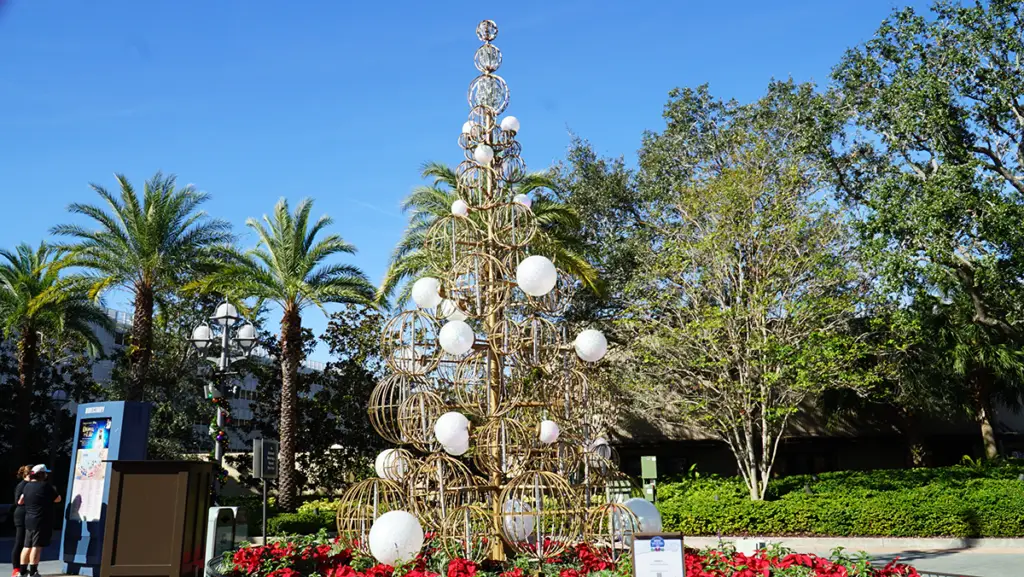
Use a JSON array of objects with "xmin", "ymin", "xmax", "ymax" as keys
[{"xmin": 0, "ymin": 0, "xmax": 930, "ymax": 361}]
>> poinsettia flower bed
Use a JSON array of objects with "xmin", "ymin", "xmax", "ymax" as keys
[{"xmin": 221, "ymin": 532, "xmax": 922, "ymax": 577}]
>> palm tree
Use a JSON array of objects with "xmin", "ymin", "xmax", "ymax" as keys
[
  {"xmin": 377, "ymin": 162, "xmax": 599, "ymax": 305},
  {"xmin": 195, "ymin": 198, "xmax": 375, "ymax": 511},
  {"xmin": 52, "ymin": 172, "xmax": 234, "ymax": 401},
  {"xmin": 0, "ymin": 242, "xmax": 112, "ymax": 465}
]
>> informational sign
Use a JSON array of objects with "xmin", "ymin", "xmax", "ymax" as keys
[
  {"xmin": 633, "ymin": 533, "xmax": 685, "ymax": 577},
  {"xmin": 253, "ymin": 439, "xmax": 279, "ymax": 479},
  {"xmin": 70, "ymin": 418, "xmax": 111, "ymax": 521}
]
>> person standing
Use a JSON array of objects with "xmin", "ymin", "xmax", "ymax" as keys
[
  {"xmin": 10, "ymin": 466, "xmax": 30, "ymax": 577},
  {"xmin": 16, "ymin": 465, "xmax": 61, "ymax": 577}
]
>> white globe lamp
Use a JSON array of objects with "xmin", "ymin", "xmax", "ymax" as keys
[
  {"xmin": 368, "ymin": 510, "xmax": 424, "ymax": 565},
  {"xmin": 374, "ymin": 449, "xmax": 409, "ymax": 482},
  {"xmin": 502, "ymin": 499, "xmax": 536, "ymax": 542},
  {"xmin": 439, "ymin": 299, "xmax": 468, "ymax": 322},
  {"xmin": 516, "ymin": 255, "xmax": 557, "ymax": 297},
  {"xmin": 411, "ymin": 277, "xmax": 443, "ymax": 309},
  {"xmin": 512, "ymin": 193, "xmax": 532, "ymax": 209},
  {"xmin": 443, "ymin": 432, "xmax": 470, "ymax": 456},
  {"xmin": 451, "ymin": 199, "xmax": 469, "ymax": 218},
  {"xmin": 574, "ymin": 329, "xmax": 608, "ymax": 362},
  {"xmin": 439, "ymin": 320, "xmax": 475, "ymax": 356},
  {"xmin": 462, "ymin": 121, "xmax": 474, "ymax": 134},
  {"xmin": 538, "ymin": 420, "xmax": 561, "ymax": 444},
  {"xmin": 474, "ymin": 145, "xmax": 494, "ymax": 165},
  {"xmin": 434, "ymin": 411, "xmax": 470, "ymax": 446},
  {"xmin": 500, "ymin": 116, "xmax": 520, "ymax": 133},
  {"xmin": 623, "ymin": 497, "xmax": 663, "ymax": 533}
]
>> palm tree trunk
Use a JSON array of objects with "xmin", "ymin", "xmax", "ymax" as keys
[
  {"xmin": 277, "ymin": 305, "xmax": 302, "ymax": 512},
  {"xmin": 15, "ymin": 326, "xmax": 38, "ymax": 466},
  {"xmin": 128, "ymin": 283, "xmax": 155, "ymax": 402}
]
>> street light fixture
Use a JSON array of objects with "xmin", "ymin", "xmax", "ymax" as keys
[{"xmin": 188, "ymin": 300, "xmax": 257, "ymax": 500}]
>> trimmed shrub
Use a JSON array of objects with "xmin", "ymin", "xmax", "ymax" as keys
[{"xmin": 658, "ymin": 462, "xmax": 1024, "ymax": 537}]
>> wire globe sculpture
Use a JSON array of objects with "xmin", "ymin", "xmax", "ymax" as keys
[
  {"xmin": 584, "ymin": 502, "xmax": 641, "ymax": 562},
  {"xmin": 335, "ymin": 478, "xmax": 406, "ymax": 554},
  {"xmin": 360, "ymin": 19, "xmax": 626, "ymax": 563}
]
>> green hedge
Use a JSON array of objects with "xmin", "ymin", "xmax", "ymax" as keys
[
  {"xmin": 658, "ymin": 462, "xmax": 1024, "ymax": 537},
  {"xmin": 266, "ymin": 508, "xmax": 336, "ymax": 536}
]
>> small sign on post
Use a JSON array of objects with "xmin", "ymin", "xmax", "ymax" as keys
[
  {"xmin": 252, "ymin": 438, "xmax": 279, "ymax": 541},
  {"xmin": 632, "ymin": 533, "xmax": 685, "ymax": 577}
]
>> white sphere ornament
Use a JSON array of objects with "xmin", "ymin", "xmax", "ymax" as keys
[
  {"xmin": 502, "ymin": 499, "xmax": 536, "ymax": 542},
  {"xmin": 516, "ymin": 255, "xmax": 557, "ymax": 297},
  {"xmin": 462, "ymin": 121, "xmax": 474, "ymax": 134},
  {"xmin": 439, "ymin": 320, "xmax": 476, "ymax": 356},
  {"xmin": 624, "ymin": 497, "xmax": 663, "ymax": 533},
  {"xmin": 539, "ymin": 420, "xmax": 561, "ymax": 444},
  {"xmin": 443, "ymin": 432, "xmax": 470, "ymax": 456},
  {"xmin": 574, "ymin": 329, "xmax": 608, "ymax": 362},
  {"xmin": 474, "ymin": 145, "xmax": 494, "ymax": 165},
  {"xmin": 512, "ymin": 193, "xmax": 532, "ymax": 209},
  {"xmin": 368, "ymin": 510, "xmax": 424, "ymax": 565},
  {"xmin": 439, "ymin": 299, "xmax": 468, "ymax": 322},
  {"xmin": 500, "ymin": 116, "xmax": 520, "ymax": 133},
  {"xmin": 434, "ymin": 411, "xmax": 470, "ymax": 446},
  {"xmin": 411, "ymin": 277, "xmax": 443, "ymax": 309},
  {"xmin": 374, "ymin": 449, "xmax": 409, "ymax": 481},
  {"xmin": 451, "ymin": 199, "xmax": 469, "ymax": 217}
]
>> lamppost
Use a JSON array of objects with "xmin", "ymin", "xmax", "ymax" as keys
[
  {"xmin": 49, "ymin": 389, "xmax": 68, "ymax": 471},
  {"xmin": 189, "ymin": 301, "xmax": 257, "ymax": 498}
]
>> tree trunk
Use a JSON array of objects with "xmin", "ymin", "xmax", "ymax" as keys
[
  {"xmin": 14, "ymin": 326, "xmax": 38, "ymax": 466},
  {"xmin": 277, "ymin": 305, "xmax": 302, "ymax": 512},
  {"xmin": 901, "ymin": 409, "xmax": 930, "ymax": 467},
  {"xmin": 974, "ymin": 384, "xmax": 999, "ymax": 460},
  {"xmin": 128, "ymin": 284, "xmax": 155, "ymax": 402}
]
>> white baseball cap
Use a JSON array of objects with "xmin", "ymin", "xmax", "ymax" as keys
[{"xmin": 31, "ymin": 464, "xmax": 51, "ymax": 474}]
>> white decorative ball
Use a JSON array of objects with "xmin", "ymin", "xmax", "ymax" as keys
[
  {"xmin": 438, "ymin": 299, "xmax": 468, "ymax": 322},
  {"xmin": 574, "ymin": 329, "xmax": 608, "ymax": 362},
  {"xmin": 502, "ymin": 499, "xmax": 536, "ymax": 542},
  {"xmin": 623, "ymin": 497, "xmax": 663, "ymax": 533},
  {"xmin": 374, "ymin": 449, "xmax": 409, "ymax": 482},
  {"xmin": 368, "ymin": 510, "xmax": 424, "ymax": 565},
  {"xmin": 500, "ymin": 116, "xmax": 520, "ymax": 133},
  {"xmin": 474, "ymin": 145, "xmax": 494, "ymax": 165},
  {"xmin": 516, "ymin": 255, "xmax": 557, "ymax": 297},
  {"xmin": 451, "ymin": 199, "xmax": 469, "ymax": 217},
  {"xmin": 462, "ymin": 121, "xmax": 474, "ymax": 135},
  {"xmin": 438, "ymin": 320, "xmax": 476, "ymax": 356},
  {"xmin": 443, "ymin": 431, "xmax": 470, "ymax": 456},
  {"xmin": 512, "ymin": 193, "xmax": 532, "ymax": 209},
  {"xmin": 434, "ymin": 411, "xmax": 470, "ymax": 446},
  {"xmin": 538, "ymin": 420, "xmax": 561, "ymax": 444},
  {"xmin": 411, "ymin": 277, "xmax": 443, "ymax": 309}
]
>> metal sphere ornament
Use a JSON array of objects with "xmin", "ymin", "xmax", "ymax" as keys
[
  {"xmin": 439, "ymin": 320, "xmax": 476, "ymax": 356},
  {"xmin": 574, "ymin": 329, "xmax": 608, "ymax": 362},
  {"xmin": 336, "ymin": 478, "xmax": 407, "ymax": 553},
  {"xmin": 474, "ymin": 144, "xmax": 494, "ymax": 165},
  {"xmin": 368, "ymin": 510, "xmax": 424, "ymax": 566},
  {"xmin": 412, "ymin": 277, "xmax": 443, "ymax": 309},
  {"xmin": 539, "ymin": 420, "xmax": 561, "ymax": 444},
  {"xmin": 451, "ymin": 199, "xmax": 470, "ymax": 218},
  {"xmin": 623, "ymin": 497, "xmax": 663, "ymax": 533},
  {"xmin": 516, "ymin": 255, "xmax": 557, "ymax": 297},
  {"xmin": 500, "ymin": 115, "xmax": 520, "ymax": 133},
  {"xmin": 374, "ymin": 449, "xmax": 411, "ymax": 482}
]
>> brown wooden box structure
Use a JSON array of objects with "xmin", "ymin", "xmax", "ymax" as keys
[{"xmin": 100, "ymin": 461, "xmax": 213, "ymax": 577}]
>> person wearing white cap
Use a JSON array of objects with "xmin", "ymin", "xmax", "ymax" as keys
[{"xmin": 16, "ymin": 465, "xmax": 61, "ymax": 577}]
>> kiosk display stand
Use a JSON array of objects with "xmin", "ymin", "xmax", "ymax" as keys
[{"xmin": 61, "ymin": 401, "xmax": 151, "ymax": 577}]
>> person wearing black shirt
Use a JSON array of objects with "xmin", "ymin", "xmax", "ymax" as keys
[
  {"xmin": 16, "ymin": 465, "xmax": 61, "ymax": 577},
  {"xmin": 10, "ymin": 465, "xmax": 30, "ymax": 577}
]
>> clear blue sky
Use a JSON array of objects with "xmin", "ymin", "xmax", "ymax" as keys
[{"xmin": 0, "ymin": 0, "xmax": 930, "ymax": 361}]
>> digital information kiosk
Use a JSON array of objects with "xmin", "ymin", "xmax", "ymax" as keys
[{"xmin": 61, "ymin": 401, "xmax": 151, "ymax": 576}]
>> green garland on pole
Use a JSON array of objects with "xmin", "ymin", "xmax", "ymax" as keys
[{"xmin": 207, "ymin": 392, "xmax": 231, "ymax": 488}]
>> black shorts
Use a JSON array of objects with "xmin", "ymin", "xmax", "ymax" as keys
[{"xmin": 24, "ymin": 528, "xmax": 52, "ymax": 548}]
